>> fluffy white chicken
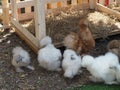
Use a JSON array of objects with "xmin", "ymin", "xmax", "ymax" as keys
[
  {"xmin": 110, "ymin": 64, "xmax": 120, "ymax": 83},
  {"xmin": 62, "ymin": 49, "xmax": 82, "ymax": 78},
  {"xmin": 12, "ymin": 46, "xmax": 35, "ymax": 72},
  {"xmin": 82, "ymin": 52, "xmax": 119, "ymax": 85},
  {"xmin": 38, "ymin": 36, "xmax": 62, "ymax": 71}
]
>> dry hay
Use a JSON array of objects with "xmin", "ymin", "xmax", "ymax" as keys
[
  {"xmin": 88, "ymin": 11, "xmax": 120, "ymax": 38},
  {"xmin": 21, "ymin": 7, "xmax": 120, "ymax": 45},
  {"xmin": 108, "ymin": 2, "xmax": 120, "ymax": 12}
]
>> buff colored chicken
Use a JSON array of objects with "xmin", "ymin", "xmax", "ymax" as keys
[
  {"xmin": 63, "ymin": 18, "xmax": 95, "ymax": 55},
  {"xmin": 107, "ymin": 40, "xmax": 120, "ymax": 58}
]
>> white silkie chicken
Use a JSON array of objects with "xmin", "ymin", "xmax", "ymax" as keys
[
  {"xmin": 12, "ymin": 46, "xmax": 35, "ymax": 72},
  {"xmin": 62, "ymin": 49, "xmax": 82, "ymax": 79},
  {"xmin": 82, "ymin": 52, "xmax": 119, "ymax": 85},
  {"xmin": 110, "ymin": 64, "xmax": 120, "ymax": 84},
  {"xmin": 38, "ymin": 36, "xmax": 62, "ymax": 71}
]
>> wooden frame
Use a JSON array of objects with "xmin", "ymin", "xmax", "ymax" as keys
[
  {"xmin": 4, "ymin": 0, "xmax": 120, "ymax": 53},
  {"xmin": 10, "ymin": 0, "xmax": 91, "ymax": 53},
  {"xmin": 0, "ymin": 0, "xmax": 10, "ymax": 29}
]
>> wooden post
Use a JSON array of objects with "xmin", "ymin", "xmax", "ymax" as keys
[
  {"xmin": 34, "ymin": 0, "xmax": 46, "ymax": 41},
  {"xmin": 71, "ymin": 0, "xmax": 77, "ymax": 5},
  {"xmin": 2, "ymin": 0, "xmax": 10, "ymax": 27},
  {"xmin": 11, "ymin": 0, "xmax": 18, "ymax": 21},
  {"xmin": 99, "ymin": 0, "xmax": 105, "ymax": 5},
  {"xmin": 89, "ymin": 0, "xmax": 96, "ymax": 9},
  {"xmin": 25, "ymin": 0, "xmax": 31, "ymax": 14}
]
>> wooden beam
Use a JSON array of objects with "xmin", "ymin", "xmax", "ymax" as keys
[
  {"xmin": 94, "ymin": 29, "xmax": 120, "ymax": 39},
  {"xmin": 18, "ymin": 12, "xmax": 34, "ymax": 21},
  {"xmin": 89, "ymin": 0, "xmax": 96, "ymax": 9},
  {"xmin": 11, "ymin": 0, "xmax": 18, "ymax": 21},
  {"xmin": 71, "ymin": 0, "xmax": 77, "ymax": 5},
  {"xmin": 99, "ymin": 0, "xmax": 105, "ymax": 5},
  {"xmin": 2, "ymin": 0, "xmax": 10, "ymax": 27},
  {"xmin": 11, "ymin": 18, "xmax": 39, "ymax": 53},
  {"xmin": 54, "ymin": 29, "xmax": 120, "ymax": 48},
  {"xmin": 97, "ymin": 3, "xmax": 120, "ymax": 19},
  {"xmin": 16, "ymin": 0, "xmax": 34, "ymax": 8},
  {"xmin": 44, "ymin": 0, "xmax": 67, "ymax": 4},
  {"xmin": 34, "ymin": 0, "xmax": 46, "ymax": 40}
]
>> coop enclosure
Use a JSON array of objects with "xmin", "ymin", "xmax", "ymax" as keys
[{"xmin": 1, "ymin": 0, "xmax": 120, "ymax": 53}]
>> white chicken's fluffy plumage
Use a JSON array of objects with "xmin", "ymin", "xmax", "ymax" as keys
[
  {"xmin": 110, "ymin": 64, "xmax": 120, "ymax": 83},
  {"xmin": 38, "ymin": 36, "xmax": 62, "ymax": 71},
  {"xmin": 12, "ymin": 46, "xmax": 35, "ymax": 72},
  {"xmin": 39, "ymin": 36, "xmax": 52, "ymax": 47},
  {"xmin": 62, "ymin": 49, "xmax": 82, "ymax": 78},
  {"xmin": 82, "ymin": 52, "xmax": 119, "ymax": 84}
]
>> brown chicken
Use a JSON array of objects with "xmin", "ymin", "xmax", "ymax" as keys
[
  {"xmin": 63, "ymin": 18, "xmax": 95, "ymax": 55},
  {"xmin": 107, "ymin": 40, "xmax": 120, "ymax": 58}
]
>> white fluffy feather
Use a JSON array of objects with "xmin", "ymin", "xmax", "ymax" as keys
[
  {"xmin": 39, "ymin": 36, "xmax": 52, "ymax": 47},
  {"xmin": 62, "ymin": 49, "xmax": 82, "ymax": 78},
  {"xmin": 12, "ymin": 46, "xmax": 35, "ymax": 72},
  {"xmin": 38, "ymin": 36, "xmax": 62, "ymax": 71},
  {"xmin": 110, "ymin": 64, "xmax": 120, "ymax": 83},
  {"xmin": 81, "ymin": 55, "xmax": 95, "ymax": 67},
  {"xmin": 82, "ymin": 52, "xmax": 119, "ymax": 84}
]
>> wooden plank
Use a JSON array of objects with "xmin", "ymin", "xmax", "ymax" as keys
[
  {"xmin": 97, "ymin": 3, "xmax": 120, "ymax": 19},
  {"xmin": 18, "ymin": 12, "xmax": 34, "ymax": 21},
  {"xmin": 2, "ymin": 0, "xmax": 10, "ymax": 26},
  {"xmin": 46, "ymin": 3, "xmax": 89, "ymax": 14},
  {"xmin": 16, "ymin": 0, "xmax": 34, "ymax": 8},
  {"xmin": 99, "ymin": 0, "xmax": 105, "ymax": 5},
  {"xmin": 71, "ymin": 0, "xmax": 77, "ymax": 5},
  {"xmin": 11, "ymin": 0, "xmax": 18, "ymax": 21},
  {"xmin": 94, "ymin": 29, "xmax": 120, "ymax": 39},
  {"xmin": 89, "ymin": 0, "xmax": 96, "ymax": 9},
  {"xmin": 25, "ymin": 6, "xmax": 31, "ymax": 13},
  {"xmin": 18, "ymin": 13, "xmax": 34, "ymax": 21},
  {"xmin": 34, "ymin": 0, "xmax": 46, "ymax": 40},
  {"xmin": 54, "ymin": 29, "xmax": 120, "ymax": 48},
  {"xmin": 45, "ymin": 0, "xmax": 67, "ymax": 4},
  {"xmin": 11, "ymin": 18, "xmax": 39, "ymax": 53}
]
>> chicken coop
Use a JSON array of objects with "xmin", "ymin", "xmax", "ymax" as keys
[{"xmin": 1, "ymin": 0, "xmax": 120, "ymax": 53}]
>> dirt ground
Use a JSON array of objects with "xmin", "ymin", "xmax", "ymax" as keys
[{"xmin": 0, "ymin": 27, "xmax": 120, "ymax": 90}]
